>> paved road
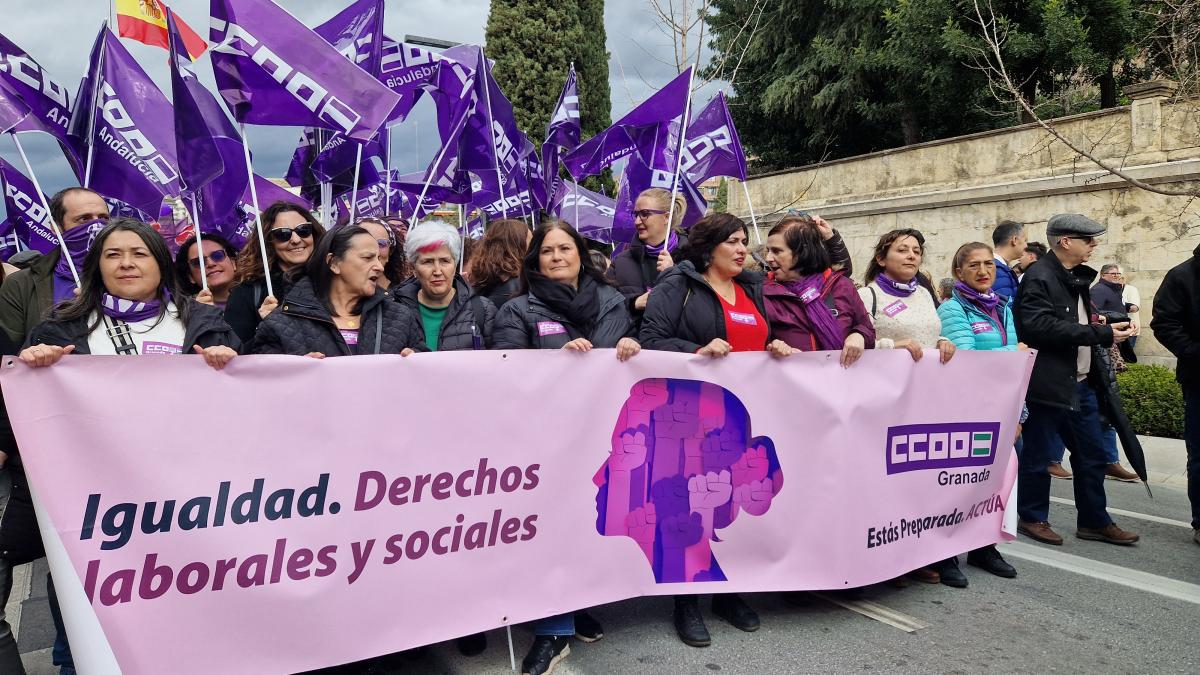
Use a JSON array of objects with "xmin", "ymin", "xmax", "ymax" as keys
[{"xmin": 16, "ymin": 474, "xmax": 1197, "ymax": 674}]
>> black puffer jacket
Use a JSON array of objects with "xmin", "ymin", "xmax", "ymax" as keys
[
  {"xmin": 225, "ymin": 272, "xmax": 293, "ymax": 344},
  {"xmin": 639, "ymin": 261, "xmax": 771, "ymax": 353},
  {"xmin": 251, "ymin": 278, "xmax": 427, "ymax": 356},
  {"xmin": 1150, "ymin": 244, "xmax": 1200, "ymax": 388},
  {"xmin": 609, "ymin": 233, "xmax": 691, "ymax": 302},
  {"xmin": 1013, "ymin": 251, "xmax": 1114, "ymax": 410},
  {"xmin": 493, "ymin": 282, "xmax": 633, "ymax": 349},
  {"xmin": 27, "ymin": 300, "xmax": 239, "ymax": 353},
  {"xmin": 476, "ymin": 277, "xmax": 521, "ymax": 310},
  {"xmin": 393, "ymin": 276, "xmax": 496, "ymax": 351}
]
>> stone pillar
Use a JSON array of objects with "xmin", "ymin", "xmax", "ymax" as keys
[{"xmin": 1123, "ymin": 80, "xmax": 1178, "ymax": 152}]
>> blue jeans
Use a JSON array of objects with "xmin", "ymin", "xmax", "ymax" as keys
[
  {"xmin": 1101, "ymin": 425, "xmax": 1120, "ymax": 464},
  {"xmin": 1019, "ymin": 382, "xmax": 1113, "ymax": 529},
  {"xmin": 1185, "ymin": 385, "xmax": 1200, "ymax": 530},
  {"xmin": 1048, "ymin": 432, "xmax": 1066, "ymax": 464},
  {"xmin": 532, "ymin": 613, "xmax": 574, "ymax": 637}
]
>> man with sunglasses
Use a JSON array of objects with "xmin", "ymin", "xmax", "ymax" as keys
[{"xmin": 1013, "ymin": 214, "xmax": 1138, "ymax": 547}]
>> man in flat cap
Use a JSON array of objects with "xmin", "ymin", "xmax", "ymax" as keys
[{"xmin": 1012, "ymin": 213, "xmax": 1138, "ymax": 546}]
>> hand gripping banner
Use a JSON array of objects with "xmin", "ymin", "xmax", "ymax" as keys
[{"xmin": 1, "ymin": 350, "xmax": 1031, "ymax": 674}]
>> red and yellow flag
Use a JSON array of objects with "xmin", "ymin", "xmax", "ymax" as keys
[{"xmin": 115, "ymin": 0, "xmax": 207, "ymax": 60}]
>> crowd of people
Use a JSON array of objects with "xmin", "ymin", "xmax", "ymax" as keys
[{"xmin": 0, "ymin": 186, "xmax": 1196, "ymax": 675}]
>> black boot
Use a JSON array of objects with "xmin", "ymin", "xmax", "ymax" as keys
[
  {"xmin": 934, "ymin": 556, "xmax": 969, "ymax": 588},
  {"xmin": 673, "ymin": 595, "xmax": 711, "ymax": 647},
  {"xmin": 966, "ymin": 545, "xmax": 1017, "ymax": 578},
  {"xmin": 521, "ymin": 635, "xmax": 570, "ymax": 675},
  {"xmin": 712, "ymin": 593, "xmax": 760, "ymax": 631},
  {"xmin": 572, "ymin": 610, "xmax": 604, "ymax": 643}
]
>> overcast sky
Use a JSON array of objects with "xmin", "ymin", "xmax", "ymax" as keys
[{"xmin": 2, "ymin": 0, "xmax": 723, "ymax": 218}]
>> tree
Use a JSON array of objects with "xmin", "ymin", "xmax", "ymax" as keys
[
  {"xmin": 485, "ymin": 0, "xmax": 583, "ymax": 135},
  {"xmin": 575, "ymin": 0, "xmax": 615, "ymax": 194}
]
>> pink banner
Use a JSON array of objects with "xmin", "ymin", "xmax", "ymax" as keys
[{"xmin": 0, "ymin": 350, "xmax": 1032, "ymax": 674}]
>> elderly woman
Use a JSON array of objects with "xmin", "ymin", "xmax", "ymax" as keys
[
  {"xmin": 639, "ymin": 212, "xmax": 792, "ymax": 648},
  {"xmin": 762, "ymin": 216, "xmax": 874, "ymax": 365},
  {"xmin": 174, "ymin": 233, "xmax": 238, "ymax": 310},
  {"xmin": 935, "ymin": 242, "xmax": 1020, "ymax": 584},
  {"xmin": 492, "ymin": 220, "xmax": 638, "ymax": 675},
  {"xmin": 225, "ymin": 202, "xmax": 327, "ymax": 343},
  {"xmin": 251, "ymin": 226, "xmax": 426, "ymax": 357},
  {"xmin": 471, "ymin": 218, "xmax": 530, "ymax": 309},
  {"xmin": 393, "ymin": 221, "xmax": 495, "ymax": 351},
  {"xmin": 20, "ymin": 218, "xmax": 238, "ymax": 366}
]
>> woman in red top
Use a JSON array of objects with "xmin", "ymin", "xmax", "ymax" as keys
[{"xmin": 639, "ymin": 213, "xmax": 790, "ymax": 649}]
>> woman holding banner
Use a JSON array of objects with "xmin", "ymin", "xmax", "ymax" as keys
[
  {"xmin": 250, "ymin": 226, "xmax": 426, "ymax": 358},
  {"xmin": 225, "ymin": 202, "xmax": 327, "ymax": 344},
  {"xmin": 472, "ymin": 219, "xmax": 531, "ymax": 309},
  {"xmin": 859, "ymin": 228, "xmax": 957, "ymax": 586},
  {"xmin": 492, "ymin": 220, "xmax": 637, "ymax": 675},
  {"xmin": 394, "ymin": 222, "xmax": 495, "ymax": 352},
  {"xmin": 19, "ymin": 219, "xmax": 239, "ymax": 366},
  {"xmin": 935, "ymin": 242, "xmax": 1020, "ymax": 582},
  {"xmin": 174, "ymin": 234, "xmax": 239, "ymax": 311},
  {"xmin": 762, "ymin": 215, "xmax": 874, "ymax": 364},
  {"xmin": 639, "ymin": 212, "xmax": 792, "ymax": 648}
]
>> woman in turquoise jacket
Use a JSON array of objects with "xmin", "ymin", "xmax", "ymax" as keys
[{"xmin": 934, "ymin": 242, "xmax": 1020, "ymax": 586}]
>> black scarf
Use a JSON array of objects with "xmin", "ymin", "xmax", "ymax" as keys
[{"xmin": 527, "ymin": 271, "xmax": 600, "ymax": 340}]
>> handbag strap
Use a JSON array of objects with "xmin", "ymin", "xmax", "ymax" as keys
[
  {"xmin": 101, "ymin": 315, "xmax": 138, "ymax": 356},
  {"xmin": 373, "ymin": 310, "xmax": 383, "ymax": 355}
]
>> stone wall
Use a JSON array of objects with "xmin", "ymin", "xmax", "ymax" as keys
[{"xmin": 729, "ymin": 84, "xmax": 1200, "ymax": 366}]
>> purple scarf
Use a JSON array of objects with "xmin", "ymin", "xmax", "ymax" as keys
[
  {"xmin": 875, "ymin": 273, "xmax": 918, "ymax": 297},
  {"xmin": 101, "ymin": 289, "xmax": 172, "ymax": 323},
  {"xmin": 954, "ymin": 280, "xmax": 1001, "ymax": 313},
  {"xmin": 783, "ymin": 274, "xmax": 846, "ymax": 350},
  {"xmin": 52, "ymin": 219, "xmax": 107, "ymax": 303},
  {"xmin": 644, "ymin": 229, "xmax": 679, "ymax": 257}
]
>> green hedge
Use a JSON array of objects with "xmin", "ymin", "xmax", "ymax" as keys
[{"xmin": 1117, "ymin": 364, "xmax": 1185, "ymax": 439}]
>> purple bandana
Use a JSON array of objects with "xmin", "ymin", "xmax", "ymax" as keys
[
  {"xmin": 954, "ymin": 280, "xmax": 1001, "ymax": 313},
  {"xmin": 875, "ymin": 273, "xmax": 918, "ymax": 298},
  {"xmin": 644, "ymin": 229, "xmax": 679, "ymax": 258},
  {"xmin": 101, "ymin": 289, "xmax": 172, "ymax": 323},
  {"xmin": 782, "ymin": 273, "xmax": 846, "ymax": 351},
  {"xmin": 52, "ymin": 220, "xmax": 107, "ymax": 301}
]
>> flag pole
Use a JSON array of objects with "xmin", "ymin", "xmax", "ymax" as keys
[
  {"xmin": 479, "ymin": 50, "xmax": 508, "ymax": 219},
  {"xmin": 84, "ymin": 22, "xmax": 110, "ymax": 189},
  {"xmin": 385, "ymin": 128, "xmax": 392, "ymax": 202},
  {"xmin": 573, "ymin": 181, "xmax": 580, "ymax": 230},
  {"xmin": 664, "ymin": 68, "xmax": 696, "ymax": 231},
  {"xmin": 740, "ymin": 181, "xmax": 762, "ymax": 245},
  {"xmin": 189, "ymin": 195, "xmax": 209, "ymax": 292},
  {"xmin": 238, "ymin": 123, "xmax": 273, "ymax": 298},
  {"xmin": 457, "ymin": 203, "xmax": 465, "ymax": 274},
  {"xmin": 11, "ymin": 134, "xmax": 79, "ymax": 285},
  {"xmin": 348, "ymin": 143, "xmax": 363, "ymax": 225}
]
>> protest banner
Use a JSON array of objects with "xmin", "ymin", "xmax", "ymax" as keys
[{"xmin": 1, "ymin": 350, "xmax": 1030, "ymax": 674}]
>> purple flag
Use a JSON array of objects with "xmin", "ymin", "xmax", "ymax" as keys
[
  {"xmin": 311, "ymin": 132, "xmax": 384, "ymax": 183},
  {"xmin": 379, "ymin": 37, "xmax": 474, "ymax": 127},
  {"xmin": 459, "ymin": 49, "xmax": 527, "ymax": 200},
  {"xmin": 0, "ymin": 156, "xmax": 57, "ymax": 255},
  {"xmin": 542, "ymin": 65, "xmax": 580, "ymax": 210},
  {"xmin": 285, "ymin": 128, "xmax": 320, "ymax": 188},
  {"xmin": 209, "ymin": 0, "xmax": 399, "ymax": 140},
  {"xmin": 680, "ymin": 92, "xmax": 747, "ymax": 183},
  {"xmin": 167, "ymin": 9, "xmax": 234, "ymax": 195},
  {"xmin": 0, "ymin": 32, "xmax": 80, "ymax": 171},
  {"xmin": 0, "ymin": 83, "xmax": 29, "ymax": 133},
  {"xmin": 314, "ymin": 0, "xmax": 385, "ymax": 76},
  {"xmin": 612, "ymin": 154, "xmax": 707, "ymax": 244},
  {"xmin": 68, "ymin": 28, "xmax": 180, "ymax": 215},
  {"xmin": 553, "ymin": 180, "xmax": 615, "ymax": 244},
  {"xmin": 562, "ymin": 68, "xmax": 691, "ymax": 179}
]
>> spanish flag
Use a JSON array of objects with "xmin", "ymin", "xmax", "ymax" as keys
[{"xmin": 115, "ymin": 0, "xmax": 207, "ymax": 60}]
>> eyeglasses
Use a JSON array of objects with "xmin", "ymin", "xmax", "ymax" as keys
[
  {"xmin": 188, "ymin": 249, "xmax": 229, "ymax": 270},
  {"xmin": 1064, "ymin": 235, "xmax": 1096, "ymax": 244},
  {"xmin": 631, "ymin": 209, "xmax": 667, "ymax": 220},
  {"xmin": 268, "ymin": 223, "xmax": 315, "ymax": 243}
]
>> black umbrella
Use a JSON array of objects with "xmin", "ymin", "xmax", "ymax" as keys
[{"xmin": 1093, "ymin": 346, "xmax": 1152, "ymax": 497}]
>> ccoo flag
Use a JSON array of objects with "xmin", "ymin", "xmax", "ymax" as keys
[
  {"xmin": 540, "ymin": 65, "xmax": 580, "ymax": 210},
  {"xmin": 0, "ymin": 156, "xmax": 59, "ymax": 256},
  {"xmin": 0, "ymin": 33, "xmax": 82, "ymax": 172},
  {"xmin": 209, "ymin": 0, "xmax": 399, "ymax": 141},
  {"xmin": 678, "ymin": 92, "xmax": 747, "ymax": 184},
  {"xmin": 562, "ymin": 68, "xmax": 691, "ymax": 179},
  {"xmin": 68, "ymin": 27, "xmax": 181, "ymax": 215}
]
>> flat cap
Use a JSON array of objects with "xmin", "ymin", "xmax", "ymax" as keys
[{"xmin": 1046, "ymin": 213, "xmax": 1106, "ymax": 238}]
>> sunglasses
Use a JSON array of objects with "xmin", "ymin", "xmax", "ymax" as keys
[
  {"xmin": 631, "ymin": 209, "xmax": 667, "ymax": 220},
  {"xmin": 268, "ymin": 223, "xmax": 315, "ymax": 243},
  {"xmin": 188, "ymin": 249, "xmax": 229, "ymax": 270}
]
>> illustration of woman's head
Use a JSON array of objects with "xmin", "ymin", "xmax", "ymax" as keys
[{"xmin": 594, "ymin": 378, "xmax": 783, "ymax": 583}]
